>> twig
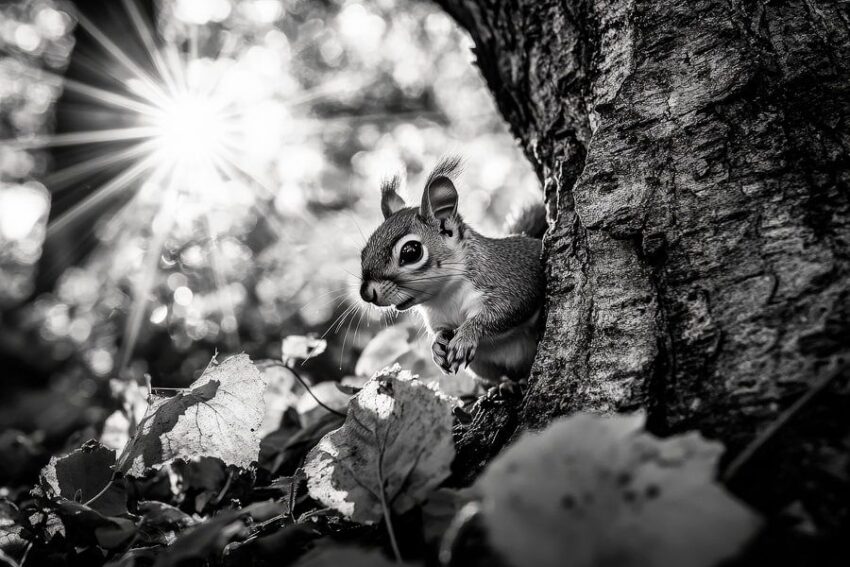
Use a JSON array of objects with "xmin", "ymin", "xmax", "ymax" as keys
[{"xmin": 723, "ymin": 362, "xmax": 849, "ymax": 482}]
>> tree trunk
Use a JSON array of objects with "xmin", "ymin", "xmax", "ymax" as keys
[{"xmin": 438, "ymin": 0, "xmax": 850, "ymax": 542}]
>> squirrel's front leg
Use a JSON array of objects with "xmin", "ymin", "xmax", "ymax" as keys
[{"xmin": 445, "ymin": 320, "xmax": 482, "ymax": 374}]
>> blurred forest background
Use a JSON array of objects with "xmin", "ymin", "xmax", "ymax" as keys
[{"xmin": 0, "ymin": 0, "xmax": 534, "ymax": 476}]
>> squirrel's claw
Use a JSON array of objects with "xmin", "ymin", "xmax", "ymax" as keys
[
  {"xmin": 432, "ymin": 329, "xmax": 455, "ymax": 374},
  {"xmin": 446, "ymin": 332, "xmax": 477, "ymax": 374}
]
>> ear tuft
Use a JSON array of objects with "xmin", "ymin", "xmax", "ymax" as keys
[
  {"xmin": 380, "ymin": 175, "xmax": 406, "ymax": 219},
  {"xmin": 421, "ymin": 156, "xmax": 462, "ymax": 220}
]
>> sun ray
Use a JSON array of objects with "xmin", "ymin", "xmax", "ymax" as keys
[
  {"xmin": 117, "ymin": 174, "xmax": 177, "ymax": 374},
  {"xmin": 75, "ymin": 11, "xmax": 171, "ymax": 106},
  {"xmin": 47, "ymin": 150, "xmax": 160, "ymax": 236},
  {"xmin": 121, "ymin": 0, "xmax": 180, "ymax": 95},
  {"xmin": 6, "ymin": 127, "xmax": 158, "ymax": 149},
  {"xmin": 43, "ymin": 143, "xmax": 155, "ymax": 192}
]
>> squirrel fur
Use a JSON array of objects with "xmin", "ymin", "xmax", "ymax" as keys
[{"xmin": 359, "ymin": 156, "xmax": 546, "ymax": 383}]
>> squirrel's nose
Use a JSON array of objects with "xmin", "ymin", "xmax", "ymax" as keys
[{"xmin": 360, "ymin": 281, "xmax": 378, "ymax": 304}]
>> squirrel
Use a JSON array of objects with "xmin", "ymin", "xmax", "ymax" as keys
[{"xmin": 358, "ymin": 156, "xmax": 546, "ymax": 386}]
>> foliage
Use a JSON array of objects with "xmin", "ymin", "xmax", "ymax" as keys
[{"xmin": 0, "ymin": 338, "xmax": 763, "ymax": 566}]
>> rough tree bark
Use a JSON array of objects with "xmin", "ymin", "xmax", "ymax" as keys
[{"xmin": 438, "ymin": 0, "xmax": 850, "ymax": 546}]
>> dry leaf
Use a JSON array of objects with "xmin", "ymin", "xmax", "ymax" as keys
[
  {"xmin": 304, "ymin": 365, "xmax": 455, "ymax": 524},
  {"xmin": 40, "ymin": 440, "xmax": 127, "ymax": 516},
  {"xmin": 354, "ymin": 327, "xmax": 412, "ymax": 378},
  {"xmin": 476, "ymin": 412, "xmax": 761, "ymax": 567},
  {"xmin": 116, "ymin": 354, "xmax": 268, "ymax": 476}
]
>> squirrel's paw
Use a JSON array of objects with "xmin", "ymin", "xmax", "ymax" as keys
[
  {"xmin": 431, "ymin": 328, "xmax": 455, "ymax": 374},
  {"xmin": 446, "ymin": 331, "xmax": 477, "ymax": 374}
]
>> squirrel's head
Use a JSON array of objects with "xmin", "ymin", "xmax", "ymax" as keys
[{"xmin": 359, "ymin": 157, "xmax": 467, "ymax": 311}]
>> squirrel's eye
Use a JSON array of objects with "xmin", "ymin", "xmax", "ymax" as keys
[{"xmin": 399, "ymin": 241, "xmax": 423, "ymax": 266}]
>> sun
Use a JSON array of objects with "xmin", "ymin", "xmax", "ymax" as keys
[{"xmin": 150, "ymin": 93, "xmax": 228, "ymax": 167}]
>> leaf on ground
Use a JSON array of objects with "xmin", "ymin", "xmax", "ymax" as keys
[
  {"xmin": 116, "ymin": 354, "xmax": 268, "ymax": 476},
  {"xmin": 51, "ymin": 498, "xmax": 136, "ymax": 550},
  {"xmin": 476, "ymin": 412, "xmax": 762, "ymax": 567},
  {"xmin": 355, "ymin": 327, "xmax": 412, "ymax": 378},
  {"xmin": 40, "ymin": 440, "xmax": 127, "ymax": 516},
  {"xmin": 152, "ymin": 510, "xmax": 248, "ymax": 567},
  {"xmin": 262, "ymin": 412, "xmax": 345, "ymax": 476},
  {"xmin": 304, "ymin": 365, "xmax": 456, "ymax": 524},
  {"xmin": 0, "ymin": 500, "xmax": 29, "ymax": 558},
  {"xmin": 137, "ymin": 501, "xmax": 197, "ymax": 532}
]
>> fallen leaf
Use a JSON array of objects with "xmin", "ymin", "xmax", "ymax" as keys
[
  {"xmin": 262, "ymin": 412, "xmax": 345, "ymax": 476},
  {"xmin": 51, "ymin": 498, "xmax": 136, "ymax": 550},
  {"xmin": 0, "ymin": 500, "xmax": 28, "ymax": 559},
  {"xmin": 137, "ymin": 501, "xmax": 197, "ymax": 531},
  {"xmin": 354, "ymin": 327, "xmax": 412, "ymax": 378},
  {"xmin": 476, "ymin": 412, "xmax": 761, "ymax": 567},
  {"xmin": 116, "ymin": 354, "xmax": 268, "ymax": 476},
  {"xmin": 40, "ymin": 440, "xmax": 127, "ymax": 516},
  {"xmin": 304, "ymin": 365, "xmax": 455, "ymax": 524},
  {"xmin": 152, "ymin": 510, "xmax": 247, "ymax": 567}
]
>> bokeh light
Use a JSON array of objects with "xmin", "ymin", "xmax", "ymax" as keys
[{"xmin": 0, "ymin": 0, "xmax": 536, "ymax": 391}]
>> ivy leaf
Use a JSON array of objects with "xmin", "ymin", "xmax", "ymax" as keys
[
  {"xmin": 304, "ymin": 365, "xmax": 455, "ymax": 524},
  {"xmin": 116, "ymin": 354, "xmax": 268, "ymax": 476},
  {"xmin": 476, "ymin": 412, "xmax": 761, "ymax": 567},
  {"xmin": 40, "ymin": 440, "xmax": 127, "ymax": 516}
]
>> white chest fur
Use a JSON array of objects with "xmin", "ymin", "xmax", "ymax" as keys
[{"xmin": 416, "ymin": 277, "xmax": 484, "ymax": 332}]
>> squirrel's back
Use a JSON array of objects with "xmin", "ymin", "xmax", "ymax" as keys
[{"xmin": 505, "ymin": 202, "xmax": 547, "ymax": 240}]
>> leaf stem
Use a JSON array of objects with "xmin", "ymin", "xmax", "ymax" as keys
[
  {"xmin": 271, "ymin": 361, "xmax": 347, "ymax": 417},
  {"xmin": 378, "ymin": 472, "xmax": 403, "ymax": 564},
  {"xmin": 375, "ymin": 435, "xmax": 402, "ymax": 563},
  {"xmin": 83, "ymin": 474, "xmax": 117, "ymax": 507}
]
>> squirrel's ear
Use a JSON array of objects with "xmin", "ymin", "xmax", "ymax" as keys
[
  {"xmin": 380, "ymin": 175, "xmax": 406, "ymax": 219},
  {"xmin": 421, "ymin": 175, "xmax": 458, "ymax": 221}
]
